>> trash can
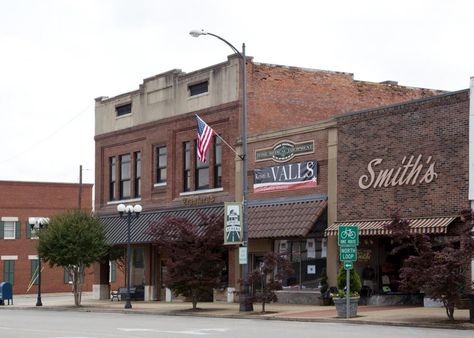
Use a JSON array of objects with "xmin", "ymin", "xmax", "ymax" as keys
[
  {"xmin": 469, "ymin": 294, "xmax": 474, "ymax": 323},
  {"xmin": 0, "ymin": 282, "xmax": 13, "ymax": 305}
]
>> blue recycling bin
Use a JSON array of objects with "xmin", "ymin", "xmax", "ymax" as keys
[{"xmin": 0, "ymin": 282, "xmax": 13, "ymax": 305}]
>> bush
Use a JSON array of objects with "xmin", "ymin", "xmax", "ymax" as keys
[{"xmin": 336, "ymin": 267, "xmax": 362, "ymax": 296}]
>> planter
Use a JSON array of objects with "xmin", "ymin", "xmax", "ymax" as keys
[{"xmin": 333, "ymin": 297, "xmax": 359, "ymax": 318}]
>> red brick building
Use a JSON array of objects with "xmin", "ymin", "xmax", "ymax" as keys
[
  {"xmin": 325, "ymin": 89, "xmax": 472, "ymax": 302},
  {"xmin": 93, "ymin": 55, "xmax": 442, "ymax": 301},
  {"xmin": 0, "ymin": 180, "xmax": 94, "ymax": 295}
]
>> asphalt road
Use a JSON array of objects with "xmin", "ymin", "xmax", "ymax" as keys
[{"xmin": 0, "ymin": 309, "xmax": 471, "ymax": 338}]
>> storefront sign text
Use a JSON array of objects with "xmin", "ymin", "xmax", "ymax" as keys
[
  {"xmin": 254, "ymin": 160, "xmax": 317, "ymax": 193},
  {"xmin": 358, "ymin": 154, "xmax": 438, "ymax": 190},
  {"xmin": 255, "ymin": 140, "xmax": 314, "ymax": 163}
]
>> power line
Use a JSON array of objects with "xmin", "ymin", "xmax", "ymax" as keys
[{"xmin": 0, "ymin": 103, "xmax": 93, "ymax": 165}]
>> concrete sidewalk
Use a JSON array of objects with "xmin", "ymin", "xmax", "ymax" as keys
[{"xmin": 2, "ymin": 292, "xmax": 473, "ymax": 330}]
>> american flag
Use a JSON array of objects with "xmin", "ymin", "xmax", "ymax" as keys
[{"xmin": 196, "ymin": 115, "xmax": 215, "ymax": 163}]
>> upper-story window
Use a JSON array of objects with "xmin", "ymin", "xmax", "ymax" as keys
[
  {"xmin": 1, "ymin": 218, "xmax": 19, "ymax": 239},
  {"xmin": 156, "ymin": 146, "xmax": 167, "ymax": 184},
  {"xmin": 134, "ymin": 152, "xmax": 141, "ymax": 198},
  {"xmin": 116, "ymin": 103, "xmax": 132, "ymax": 117},
  {"xmin": 183, "ymin": 142, "xmax": 191, "ymax": 192},
  {"xmin": 214, "ymin": 136, "xmax": 222, "ymax": 188},
  {"xmin": 188, "ymin": 81, "xmax": 208, "ymax": 96},
  {"xmin": 120, "ymin": 154, "xmax": 131, "ymax": 199},
  {"xmin": 195, "ymin": 140, "xmax": 209, "ymax": 190},
  {"xmin": 109, "ymin": 157, "xmax": 116, "ymax": 201}
]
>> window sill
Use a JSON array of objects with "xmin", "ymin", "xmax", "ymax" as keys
[
  {"xmin": 179, "ymin": 187, "xmax": 223, "ymax": 197},
  {"xmin": 107, "ymin": 197, "xmax": 142, "ymax": 206},
  {"xmin": 153, "ymin": 182, "xmax": 167, "ymax": 188}
]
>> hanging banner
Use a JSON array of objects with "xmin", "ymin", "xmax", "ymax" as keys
[
  {"xmin": 253, "ymin": 160, "xmax": 318, "ymax": 193},
  {"xmin": 224, "ymin": 202, "xmax": 243, "ymax": 245}
]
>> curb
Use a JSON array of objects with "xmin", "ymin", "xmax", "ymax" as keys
[{"xmin": 1, "ymin": 305, "xmax": 473, "ymax": 331}]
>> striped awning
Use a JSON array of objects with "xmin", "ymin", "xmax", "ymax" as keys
[
  {"xmin": 99, "ymin": 204, "xmax": 224, "ymax": 245},
  {"xmin": 325, "ymin": 216, "xmax": 456, "ymax": 236}
]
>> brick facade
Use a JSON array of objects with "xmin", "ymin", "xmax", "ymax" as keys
[
  {"xmin": 0, "ymin": 181, "xmax": 94, "ymax": 295},
  {"xmin": 336, "ymin": 90, "xmax": 470, "ymax": 220},
  {"xmin": 94, "ymin": 57, "xmax": 445, "ymax": 300}
]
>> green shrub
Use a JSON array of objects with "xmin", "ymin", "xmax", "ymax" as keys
[{"xmin": 336, "ymin": 267, "xmax": 362, "ymax": 296}]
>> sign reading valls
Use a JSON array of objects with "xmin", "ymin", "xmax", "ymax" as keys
[{"xmin": 253, "ymin": 160, "xmax": 318, "ymax": 193}]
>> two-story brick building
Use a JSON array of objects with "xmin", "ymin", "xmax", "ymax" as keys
[
  {"xmin": 93, "ymin": 55, "xmax": 443, "ymax": 301},
  {"xmin": 0, "ymin": 180, "xmax": 94, "ymax": 295}
]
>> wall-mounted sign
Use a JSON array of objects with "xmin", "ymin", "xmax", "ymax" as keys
[
  {"xmin": 359, "ymin": 154, "xmax": 438, "ymax": 190},
  {"xmin": 255, "ymin": 140, "xmax": 314, "ymax": 163},
  {"xmin": 224, "ymin": 202, "xmax": 243, "ymax": 245},
  {"xmin": 254, "ymin": 160, "xmax": 318, "ymax": 193}
]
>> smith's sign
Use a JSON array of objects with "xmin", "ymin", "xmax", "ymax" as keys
[
  {"xmin": 255, "ymin": 140, "xmax": 314, "ymax": 163},
  {"xmin": 359, "ymin": 154, "xmax": 438, "ymax": 190}
]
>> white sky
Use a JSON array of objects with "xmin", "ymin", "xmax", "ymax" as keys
[{"xmin": 1, "ymin": 0, "xmax": 473, "ymax": 184}]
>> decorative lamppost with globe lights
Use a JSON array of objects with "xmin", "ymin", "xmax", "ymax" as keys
[
  {"xmin": 29, "ymin": 217, "xmax": 49, "ymax": 307},
  {"xmin": 117, "ymin": 203, "xmax": 142, "ymax": 309}
]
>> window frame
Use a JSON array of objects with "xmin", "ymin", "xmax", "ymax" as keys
[
  {"xmin": 115, "ymin": 103, "xmax": 132, "ymax": 117},
  {"xmin": 3, "ymin": 260, "xmax": 15, "ymax": 285},
  {"xmin": 195, "ymin": 140, "xmax": 210, "ymax": 190},
  {"xmin": 156, "ymin": 145, "xmax": 167, "ymax": 185},
  {"xmin": 214, "ymin": 136, "xmax": 222, "ymax": 188},
  {"xmin": 109, "ymin": 157, "xmax": 116, "ymax": 201},
  {"xmin": 188, "ymin": 81, "xmax": 209, "ymax": 96},
  {"xmin": 183, "ymin": 142, "xmax": 191, "ymax": 192},
  {"xmin": 134, "ymin": 151, "xmax": 141, "ymax": 198},
  {"xmin": 119, "ymin": 154, "xmax": 131, "ymax": 200}
]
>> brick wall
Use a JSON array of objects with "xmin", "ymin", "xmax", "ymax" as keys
[
  {"xmin": 0, "ymin": 181, "xmax": 94, "ymax": 294},
  {"xmin": 248, "ymin": 62, "xmax": 444, "ymax": 135},
  {"xmin": 336, "ymin": 90, "xmax": 470, "ymax": 220}
]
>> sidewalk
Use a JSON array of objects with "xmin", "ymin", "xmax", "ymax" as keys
[{"xmin": 2, "ymin": 292, "xmax": 473, "ymax": 330}]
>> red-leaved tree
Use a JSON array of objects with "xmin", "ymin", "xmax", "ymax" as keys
[
  {"xmin": 148, "ymin": 214, "xmax": 226, "ymax": 309},
  {"xmin": 248, "ymin": 252, "xmax": 294, "ymax": 313},
  {"xmin": 386, "ymin": 211, "xmax": 474, "ymax": 321}
]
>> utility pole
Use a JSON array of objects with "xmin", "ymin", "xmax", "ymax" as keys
[{"xmin": 78, "ymin": 165, "xmax": 83, "ymax": 210}]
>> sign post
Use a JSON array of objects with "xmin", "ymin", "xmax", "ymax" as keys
[{"xmin": 338, "ymin": 225, "xmax": 359, "ymax": 318}]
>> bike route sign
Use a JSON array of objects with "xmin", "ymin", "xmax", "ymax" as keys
[{"xmin": 338, "ymin": 225, "xmax": 359, "ymax": 246}]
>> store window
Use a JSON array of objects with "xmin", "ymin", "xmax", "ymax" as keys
[
  {"xmin": 156, "ymin": 145, "xmax": 167, "ymax": 184},
  {"xmin": 275, "ymin": 238, "xmax": 325, "ymax": 288}
]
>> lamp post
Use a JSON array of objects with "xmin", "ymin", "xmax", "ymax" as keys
[
  {"xmin": 30, "ymin": 218, "xmax": 48, "ymax": 307},
  {"xmin": 117, "ymin": 203, "xmax": 142, "ymax": 309},
  {"xmin": 189, "ymin": 29, "xmax": 253, "ymax": 312}
]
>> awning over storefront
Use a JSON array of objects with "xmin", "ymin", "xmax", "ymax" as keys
[
  {"xmin": 248, "ymin": 197, "xmax": 327, "ymax": 239},
  {"xmin": 100, "ymin": 204, "xmax": 224, "ymax": 245},
  {"xmin": 325, "ymin": 216, "xmax": 456, "ymax": 237}
]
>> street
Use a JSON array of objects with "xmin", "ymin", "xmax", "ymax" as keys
[{"xmin": 0, "ymin": 309, "xmax": 471, "ymax": 338}]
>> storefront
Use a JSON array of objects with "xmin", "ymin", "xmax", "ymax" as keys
[{"xmin": 326, "ymin": 89, "xmax": 471, "ymax": 300}]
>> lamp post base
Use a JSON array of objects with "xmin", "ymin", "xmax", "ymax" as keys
[
  {"xmin": 36, "ymin": 296, "xmax": 42, "ymax": 307},
  {"xmin": 239, "ymin": 293, "xmax": 254, "ymax": 312}
]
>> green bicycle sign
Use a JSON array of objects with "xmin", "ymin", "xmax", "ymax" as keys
[{"xmin": 338, "ymin": 225, "xmax": 359, "ymax": 246}]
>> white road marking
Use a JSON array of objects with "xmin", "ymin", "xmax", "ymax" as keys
[{"xmin": 118, "ymin": 328, "xmax": 228, "ymax": 335}]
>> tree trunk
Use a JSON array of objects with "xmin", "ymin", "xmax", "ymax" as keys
[
  {"xmin": 444, "ymin": 301, "xmax": 455, "ymax": 321},
  {"xmin": 192, "ymin": 289, "xmax": 198, "ymax": 309},
  {"xmin": 72, "ymin": 266, "xmax": 83, "ymax": 307}
]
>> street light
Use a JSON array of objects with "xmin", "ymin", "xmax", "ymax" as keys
[
  {"xmin": 30, "ymin": 217, "xmax": 48, "ymax": 307},
  {"xmin": 117, "ymin": 203, "xmax": 142, "ymax": 309},
  {"xmin": 190, "ymin": 29, "xmax": 253, "ymax": 312}
]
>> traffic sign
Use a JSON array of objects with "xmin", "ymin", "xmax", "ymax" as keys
[
  {"xmin": 338, "ymin": 225, "xmax": 359, "ymax": 246},
  {"xmin": 339, "ymin": 246, "xmax": 357, "ymax": 261},
  {"xmin": 344, "ymin": 261, "xmax": 353, "ymax": 270}
]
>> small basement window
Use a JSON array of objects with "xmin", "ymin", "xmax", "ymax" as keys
[
  {"xmin": 116, "ymin": 103, "xmax": 132, "ymax": 117},
  {"xmin": 189, "ymin": 81, "xmax": 208, "ymax": 96}
]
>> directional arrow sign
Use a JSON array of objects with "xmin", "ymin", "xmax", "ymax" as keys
[
  {"xmin": 344, "ymin": 261, "xmax": 353, "ymax": 270},
  {"xmin": 339, "ymin": 246, "xmax": 357, "ymax": 261}
]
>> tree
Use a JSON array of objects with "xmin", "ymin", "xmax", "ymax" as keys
[
  {"xmin": 38, "ymin": 210, "xmax": 108, "ymax": 306},
  {"xmin": 386, "ymin": 211, "xmax": 474, "ymax": 321},
  {"xmin": 247, "ymin": 252, "xmax": 294, "ymax": 313},
  {"xmin": 148, "ymin": 214, "xmax": 226, "ymax": 310},
  {"xmin": 336, "ymin": 265, "xmax": 362, "ymax": 296}
]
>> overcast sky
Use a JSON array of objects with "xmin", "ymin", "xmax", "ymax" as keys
[{"xmin": 1, "ymin": 0, "xmax": 473, "ymax": 184}]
